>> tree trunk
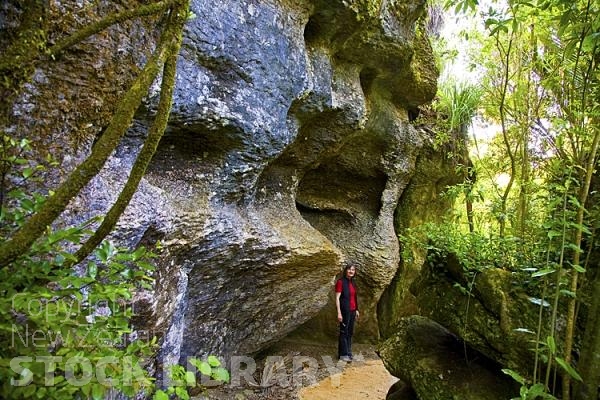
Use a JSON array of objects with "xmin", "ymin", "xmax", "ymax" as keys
[
  {"xmin": 0, "ymin": 5, "xmax": 177, "ymax": 267},
  {"xmin": 497, "ymin": 34, "xmax": 516, "ymax": 238},
  {"xmin": 575, "ymin": 268, "xmax": 600, "ymax": 400},
  {"xmin": 70, "ymin": 1, "xmax": 186, "ymax": 266},
  {"xmin": 563, "ymin": 127, "xmax": 600, "ymax": 398}
]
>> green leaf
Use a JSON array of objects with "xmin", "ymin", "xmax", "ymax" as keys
[
  {"xmin": 121, "ymin": 386, "xmax": 136, "ymax": 397},
  {"xmin": 97, "ymin": 240, "xmax": 115, "ymax": 263},
  {"xmin": 92, "ymin": 383, "xmax": 105, "ymax": 400},
  {"xmin": 22, "ymin": 168, "xmax": 34, "ymax": 179},
  {"xmin": 88, "ymin": 263, "xmax": 97, "ymax": 279},
  {"xmin": 188, "ymin": 357, "xmax": 201, "ymax": 370},
  {"xmin": 547, "ymin": 230, "xmax": 562, "ymax": 239},
  {"xmin": 502, "ymin": 368, "xmax": 525, "ymax": 384},
  {"xmin": 527, "ymin": 383, "xmax": 546, "ymax": 398},
  {"xmin": 546, "ymin": 336, "xmax": 556, "ymax": 354},
  {"xmin": 185, "ymin": 371, "xmax": 196, "ymax": 386},
  {"xmin": 199, "ymin": 361, "xmax": 212, "ymax": 376},
  {"xmin": 485, "ymin": 18, "xmax": 499, "ymax": 29},
  {"xmin": 555, "ymin": 357, "xmax": 582, "ymax": 381},
  {"xmin": 154, "ymin": 390, "xmax": 169, "ymax": 400},
  {"xmin": 131, "ymin": 246, "xmax": 147, "ymax": 260},
  {"xmin": 207, "ymin": 355, "xmax": 221, "ymax": 367},
  {"xmin": 582, "ymin": 32, "xmax": 600, "ymax": 51},
  {"xmin": 212, "ymin": 367, "xmax": 230, "ymax": 383},
  {"xmin": 22, "ymin": 385, "xmax": 36, "ymax": 398},
  {"xmin": 572, "ymin": 264, "xmax": 586, "ymax": 273},
  {"xmin": 532, "ymin": 268, "xmax": 555, "ymax": 277},
  {"xmin": 35, "ymin": 387, "xmax": 47, "ymax": 399},
  {"xmin": 175, "ymin": 386, "xmax": 189, "ymax": 400}
]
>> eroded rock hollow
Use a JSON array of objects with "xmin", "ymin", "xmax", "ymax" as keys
[
  {"xmin": 2, "ymin": 0, "xmax": 450, "ymax": 366},
  {"xmin": 153, "ymin": 0, "xmax": 442, "ymax": 364}
]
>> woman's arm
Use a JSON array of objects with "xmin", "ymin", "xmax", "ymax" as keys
[{"xmin": 335, "ymin": 292, "xmax": 343, "ymax": 322}]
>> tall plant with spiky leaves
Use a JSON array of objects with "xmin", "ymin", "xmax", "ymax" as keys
[{"xmin": 436, "ymin": 81, "xmax": 482, "ymax": 232}]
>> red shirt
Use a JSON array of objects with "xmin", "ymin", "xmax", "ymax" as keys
[{"xmin": 335, "ymin": 279, "xmax": 357, "ymax": 311}]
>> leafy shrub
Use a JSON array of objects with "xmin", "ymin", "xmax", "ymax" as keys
[{"xmin": 0, "ymin": 134, "xmax": 228, "ymax": 399}]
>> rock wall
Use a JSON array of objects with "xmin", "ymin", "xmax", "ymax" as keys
[
  {"xmin": 379, "ymin": 315, "xmax": 520, "ymax": 400},
  {"xmin": 378, "ymin": 134, "xmax": 462, "ymax": 338},
  {"xmin": 2, "ymin": 0, "xmax": 444, "ymax": 365}
]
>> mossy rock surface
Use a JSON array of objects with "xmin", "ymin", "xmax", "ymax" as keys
[
  {"xmin": 409, "ymin": 256, "xmax": 554, "ymax": 376},
  {"xmin": 378, "ymin": 316, "xmax": 520, "ymax": 400}
]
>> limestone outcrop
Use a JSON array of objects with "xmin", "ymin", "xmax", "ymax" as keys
[
  {"xmin": 378, "ymin": 249, "xmax": 558, "ymax": 397},
  {"xmin": 378, "ymin": 315, "xmax": 520, "ymax": 400},
  {"xmin": 2, "ymin": 0, "xmax": 443, "ymax": 365},
  {"xmin": 412, "ymin": 255, "xmax": 552, "ymax": 376}
]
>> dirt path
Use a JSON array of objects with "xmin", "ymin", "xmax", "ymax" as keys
[
  {"xmin": 203, "ymin": 341, "xmax": 398, "ymax": 400},
  {"xmin": 298, "ymin": 358, "xmax": 398, "ymax": 400}
]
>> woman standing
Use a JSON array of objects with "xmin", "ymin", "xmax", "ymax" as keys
[{"xmin": 335, "ymin": 262, "xmax": 359, "ymax": 362}]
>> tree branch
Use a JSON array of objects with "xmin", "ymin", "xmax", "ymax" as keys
[
  {"xmin": 69, "ymin": 1, "xmax": 187, "ymax": 267},
  {"xmin": 0, "ymin": 5, "xmax": 179, "ymax": 267}
]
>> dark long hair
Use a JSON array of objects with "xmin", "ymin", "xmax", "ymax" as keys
[{"xmin": 341, "ymin": 262, "xmax": 357, "ymax": 281}]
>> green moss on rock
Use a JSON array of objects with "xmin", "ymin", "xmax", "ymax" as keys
[{"xmin": 379, "ymin": 316, "xmax": 520, "ymax": 400}]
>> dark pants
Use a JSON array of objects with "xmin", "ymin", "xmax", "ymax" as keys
[{"xmin": 338, "ymin": 309, "xmax": 356, "ymax": 359}]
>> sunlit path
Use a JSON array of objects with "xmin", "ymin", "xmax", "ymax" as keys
[{"xmin": 299, "ymin": 358, "xmax": 398, "ymax": 400}]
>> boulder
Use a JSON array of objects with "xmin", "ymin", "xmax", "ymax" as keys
[
  {"xmin": 410, "ymin": 259, "xmax": 551, "ymax": 376},
  {"xmin": 378, "ymin": 315, "xmax": 519, "ymax": 400}
]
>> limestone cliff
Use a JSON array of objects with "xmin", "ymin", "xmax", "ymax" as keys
[{"xmin": 1, "ymin": 0, "xmax": 446, "ymax": 366}]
